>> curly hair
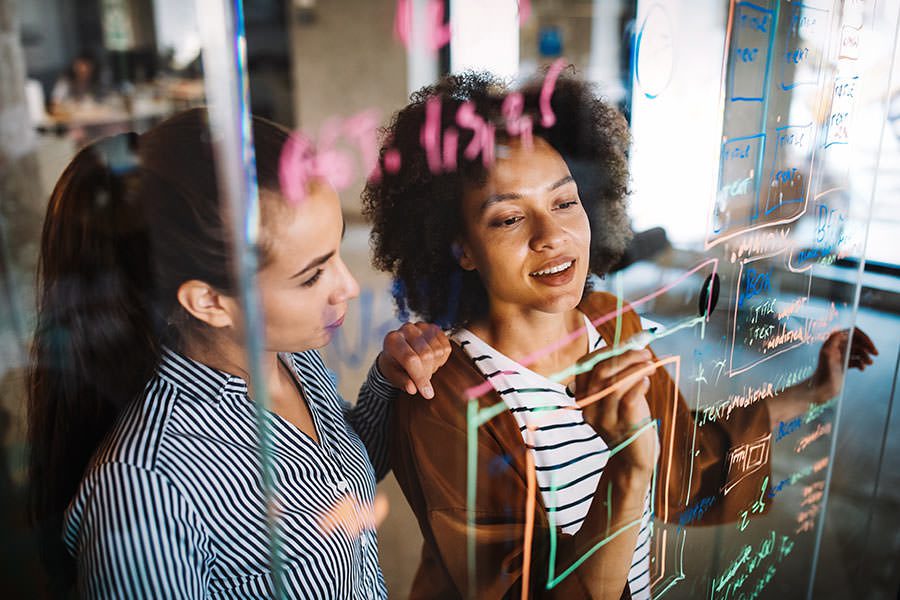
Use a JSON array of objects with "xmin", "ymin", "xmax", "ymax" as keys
[{"xmin": 362, "ymin": 69, "xmax": 632, "ymax": 329}]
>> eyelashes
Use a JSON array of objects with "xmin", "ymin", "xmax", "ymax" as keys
[
  {"xmin": 492, "ymin": 215, "xmax": 523, "ymax": 228},
  {"xmin": 488, "ymin": 199, "xmax": 579, "ymax": 228},
  {"xmin": 301, "ymin": 268, "xmax": 324, "ymax": 287}
]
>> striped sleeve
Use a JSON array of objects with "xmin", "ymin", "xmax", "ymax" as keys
[
  {"xmin": 71, "ymin": 462, "xmax": 213, "ymax": 599},
  {"xmin": 345, "ymin": 360, "xmax": 399, "ymax": 481}
]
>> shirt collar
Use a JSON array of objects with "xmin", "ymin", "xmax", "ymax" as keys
[{"xmin": 157, "ymin": 346, "xmax": 249, "ymax": 402}]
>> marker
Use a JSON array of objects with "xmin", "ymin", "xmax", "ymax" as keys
[{"xmin": 628, "ymin": 326, "xmax": 659, "ymax": 350}]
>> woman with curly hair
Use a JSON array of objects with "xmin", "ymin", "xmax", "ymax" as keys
[{"xmin": 363, "ymin": 71, "xmax": 874, "ymax": 599}]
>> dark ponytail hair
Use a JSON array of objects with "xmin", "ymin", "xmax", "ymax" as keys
[{"xmin": 27, "ymin": 108, "xmax": 290, "ymax": 587}]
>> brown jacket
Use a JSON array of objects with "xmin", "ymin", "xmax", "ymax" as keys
[{"xmin": 391, "ymin": 292, "xmax": 771, "ymax": 599}]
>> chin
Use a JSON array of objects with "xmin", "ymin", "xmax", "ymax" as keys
[
  {"xmin": 301, "ymin": 329, "xmax": 333, "ymax": 351},
  {"xmin": 537, "ymin": 292, "xmax": 583, "ymax": 314},
  {"xmin": 544, "ymin": 282, "xmax": 587, "ymax": 310},
  {"xmin": 321, "ymin": 328, "xmax": 337, "ymax": 345}
]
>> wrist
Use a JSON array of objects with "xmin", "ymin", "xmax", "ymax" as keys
[
  {"xmin": 375, "ymin": 351, "xmax": 388, "ymax": 378},
  {"xmin": 610, "ymin": 462, "xmax": 654, "ymax": 493},
  {"xmin": 372, "ymin": 352, "xmax": 399, "ymax": 391}
]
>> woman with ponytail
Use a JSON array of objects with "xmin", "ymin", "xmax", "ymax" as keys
[{"xmin": 28, "ymin": 108, "xmax": 450, "ymax": 598}]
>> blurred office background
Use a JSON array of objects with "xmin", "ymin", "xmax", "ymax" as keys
[{"xmin": 0, "ymin": 0, "xmax": 898, "ymax": 597}]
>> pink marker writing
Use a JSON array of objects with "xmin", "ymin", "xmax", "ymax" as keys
[
  {"xmin": 394, "ymin": 0, "xmax": 451, "ymax": 52},
  {"xmin": 456, "ymin": 101, "xmax": 496, "ymax": 166},
  {"xmin": 279, "ymin": 108, "xmax": 382, "ymax": 204},
  {"xmin": 540, "ymin": 58, "xmax": 567, "ymax": 128},
  {"xmin": 501, "ymin": 91, "xmax": 533, "ymax": 149},
  {"xmin": 420, "ymin": 96, "xmax": 444, "ymax": 173}
]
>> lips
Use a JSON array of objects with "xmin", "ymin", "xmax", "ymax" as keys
[
  {"xmin": 528, "ymin": 257, "xmax": 577, "ymax": 287},
  {"xmin": 529, "ymin": 258, "xmax": 575, "ymax": 277},
  {"xmin": 326, "ymin": 314, "xmax": 345, "ymax": 329}
]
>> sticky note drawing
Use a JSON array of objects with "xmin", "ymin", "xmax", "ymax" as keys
[
  {"xmin": 779, "ymin": 4, "xmax": 829, "ymax": 91},
  {"xmin": 728, "ymin": 2, "xmax": 776, "ymax": 103},
  {"xmin": 728, "ymin": 247, "xmax": 814, "ymax": 376},
  {"xmin": 763, "ymin": 123, "xmax": 812, "ymax": 219},
  {"xmin": 713, "ymin": 133, "xmax": 766, "ymax": 238},
  {"xmin": 723, "ymin": 433, "xmax": 771, "ymax": 496}
]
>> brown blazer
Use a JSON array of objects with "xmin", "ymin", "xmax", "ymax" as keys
[{"xmin": 391, "ymin": 292, "xmax": 771, "ymax": 599}]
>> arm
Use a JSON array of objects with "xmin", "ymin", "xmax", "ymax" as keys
[
  {"xmin": 345, "ymin": 321, "xmax": 451, "ymax": 481},
  {"xmin": 344, "ymin": 359, "xmax": 400, "ymax": 481},
  {"xmin": 578, "ymin": 295, "xmax": 771, "ymax": 524},
  {"xmin": 646, "ymin": 327, "xmax": 876, "ymax": 522},
  {"xmin": 70, "ymin": 462, "xmax": 212, "ymax": 599},
  {"xmin": 766, "ymin": 327, "xmax": 877, "ymax": 428}
]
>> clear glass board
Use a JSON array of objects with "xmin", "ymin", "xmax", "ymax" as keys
[{"xmin": 1, "ymin": 0, "xmax": 898, "ymax": 598}]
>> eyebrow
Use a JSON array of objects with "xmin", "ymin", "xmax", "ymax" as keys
[
  {"xmin": 480, "ymin": 175, "xmax": 576, "ymax": 211},
  {"xmin": 290, "ymin": 250, "xmax": 335, "ymax": 279}
]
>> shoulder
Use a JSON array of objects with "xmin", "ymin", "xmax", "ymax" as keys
[
  {"xmin": 395, "ymin": 342, "xmax": 484, "ymax": 434},
  {"xmin": 62, "ymin": 458, "xmax": 206, "ymax": 559},
  {"xmin": 578, "ymin": 289, "xmax": 639, "ymax": 318},
  {"xmin": 91, "ymin": 375, "xmax": 182, "ymax": 473},
  {"xmin": 579, "ymin": 290, "xmax": 643, "ymax": 336}
]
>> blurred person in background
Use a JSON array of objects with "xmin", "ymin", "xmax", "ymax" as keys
[{"xmin": 49, "ymin": 51, "xmax": 103, "ymax": 115}]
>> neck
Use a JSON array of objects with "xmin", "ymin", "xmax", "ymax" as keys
[
  {"xmin": 180, "ymin": 334, "xmax": 283, "ymax": 399},
  {"xmin": 469, "ymin": 303, "xmax": 587, "ymax": 378}
]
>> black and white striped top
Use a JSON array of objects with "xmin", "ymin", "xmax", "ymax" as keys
[
  {"xmin": 62, "ymin": 347, "xmax": 397, "ymax": 599},
  {"xmin": 454, "ymin": 314, "xmax": 653, "ymax": 600}
]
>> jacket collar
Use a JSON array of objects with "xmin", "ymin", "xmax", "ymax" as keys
[{"xmin": 157, "ymin": 346, "xmax": 250, "ymax": 402}]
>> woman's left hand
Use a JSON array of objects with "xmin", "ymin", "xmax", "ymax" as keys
[
  {"xmin": 377, "ymin": 322, "xmax": 452, "ymax": 399},
  {"xmin": 809, "ymin": 327, "xmax": 878, "ymax": 402}
]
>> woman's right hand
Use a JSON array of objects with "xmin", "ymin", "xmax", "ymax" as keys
[
  {"xmin": 377, "ymin": 322, "xmax": 452, "ymax": 398},
  {"xmin": 581, "ymin": 348, "xmax": 660, "ymax": 475}
]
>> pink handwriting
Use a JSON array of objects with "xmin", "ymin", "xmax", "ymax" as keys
[
  {"xmin": 420, "ymin": 96, "xmax": 444, "ymax": 173},
  {"xmin": 539, "ymin": 58, "xmax": 566, "ymax": 128},
  {"xmin": 395, "ymin": 0, "xmax": 531, "ymax": 51},
  {"xmin": 456, "ymin": 101, "xmax": 495, "ymax": 163},
  {"xmin": 502, "ymin": 92, "xmax": 533, "ymax": 149},
  {"xmin": 394, "ymin": 0, "xmax": 451, "ymax": 52},
  {"xmin": 279, "ymin": 109, "xmax": 381, "ymax": 205},
  {"xmin": 280, "ymin": 59, "xmax": 565, "ymax": 199}
]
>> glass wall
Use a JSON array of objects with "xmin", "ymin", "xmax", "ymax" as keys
[{"xmin": 1, "ymin": 0, "xmax": 898, "ymax": 598}]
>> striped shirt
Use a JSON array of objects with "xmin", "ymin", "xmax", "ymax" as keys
[
  {"xmin": 62, "ymin": 347, "xmax": 398, "ymax": 599},
  {"xmin": 454, "ymin": 313, "xmax": 653, "ymax": 600}
]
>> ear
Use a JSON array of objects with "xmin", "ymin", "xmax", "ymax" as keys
[
  {"xmin": 176, "ymin": 280, "xmax": 238, "ymax": 329},
  {"xmin": 454, "ymin": 240, "xmax": 477, "ymax": 272}
]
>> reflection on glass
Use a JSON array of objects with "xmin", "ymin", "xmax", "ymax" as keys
[{"xmin": 1, "ymin": 0, "xmax": 898, "ymax": 598}]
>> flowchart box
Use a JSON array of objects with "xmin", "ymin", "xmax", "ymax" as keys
[
  {"xmin": 780, "ymin": 4, "xmax": 829, "ymax": 90},
  {"xmin": 728, "ymin": 2, "xmax": 775, "ymax": 102},
  {"xmin": 764, "ymin": 123, "xmax": 812, "ymax": 219},
  {"xmin": 729, "ymin": 248, "xmax": 811, "ymax": 376},
  {"xmin": 710, "ymin": 133, "xmax": 766, "ymax": 243}
]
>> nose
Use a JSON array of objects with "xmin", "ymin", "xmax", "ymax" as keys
[
  {"xmin": 529, "ymin": 210, "xmax": 568, "ymax": 252},
  {"xmin": 332, "ymin": 256, "xmax": 360, "ymax": 304}
]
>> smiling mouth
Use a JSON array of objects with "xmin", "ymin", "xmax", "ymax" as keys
[
  {"xmin": 529, "ymin": 259, "xmax": 574, "ymax": 277},
  {"xmin": 326, "ymin": 315, "xmax": 345, "ymax": 329}
]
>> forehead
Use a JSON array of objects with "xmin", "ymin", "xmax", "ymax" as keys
[
  {"xmin": 462, "ymin": 137, "xmax": 572, "ymax": 209},
  {"xmin": 483, "ymin": 137, "xmax": 569, "ymax": 190},
  {"xmin": 260, "ymin": 184, "xmax": 341, "ymax": 261}
]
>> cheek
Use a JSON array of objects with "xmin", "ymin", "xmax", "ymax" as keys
[
  {"xmin": 478, "ymin": 235, "xmax": 528, "ymax": 278},
  {"xmin": 574, "ymin": 214, "xmax": 592, "ymax": 250},
  {"xmin": 262, "ymin": 289, "xmax": 319, "ymax": 333}
]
